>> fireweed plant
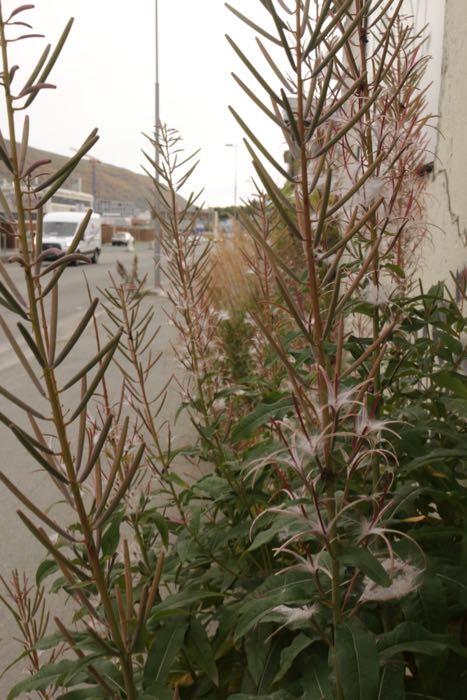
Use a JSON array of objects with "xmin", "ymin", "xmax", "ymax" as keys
[
  {"xmin": 0, "ymin": 4, "xmax": 166, "ymax": 699},
  {"xmin": 0, "ymin": 1, "xmax": 466, "ymax": 699},
  {"xmin": 139, "ymin": 1, "xmax": 466, "ymax": 697}
]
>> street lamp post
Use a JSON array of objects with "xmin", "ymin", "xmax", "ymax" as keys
[
  {"xmin": 70, "ymin": 148, "xmax": 100, "ymax": 212},
  {"xmin": 153, "ymin": 0, "xmax": 161, "ymax": 289},
  {"xmin": 225, "ymin": 143, "xmax": 238, "ymax": 214}
]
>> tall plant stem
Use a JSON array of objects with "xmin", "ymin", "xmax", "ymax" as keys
[
  {"xmin": 0, "ymin": 12, "xmax": 136, "ymax": 698},
  {"xmin": 356, "ymin": 0, "xmax": 382, "ymax": 489},
  {"xmin": 295, "ymin": 3, "xmax": 342, "ymax": 698}
]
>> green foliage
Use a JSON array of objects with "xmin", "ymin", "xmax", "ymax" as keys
[{"xmin": 1, "ymin": 2, "xmax": 466, "ymax": 700}]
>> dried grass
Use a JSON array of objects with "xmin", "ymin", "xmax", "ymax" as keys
[{"xmin": 208, "ymin": 230, "xmax": 259, "ymax": 313}]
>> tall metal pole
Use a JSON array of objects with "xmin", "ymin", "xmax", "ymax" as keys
[
  {"xmin": 154, "ymin": 0, "xmax": 161, "ymax": 288},
  {"xmin": 91, "ymin": 160, "xmax": 97, "ymax": 204},
  {"xmin": 225, "ymin": 143, "xmax": 238, "ymax": 214}
]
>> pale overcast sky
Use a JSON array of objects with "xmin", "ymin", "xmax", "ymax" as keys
[{"xmin": 5, "ymin": 0, "xmax": 284, "ymax": 207}]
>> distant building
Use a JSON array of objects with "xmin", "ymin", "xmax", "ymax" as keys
[
  {"xmin": 0, "ymin": 179, "xmax": 93, "ymax": 215},
  {"xmin": 0, "ymin": 178, "xmax": 94, "ymax": 249},
  {"xmin": 43, "ymin": 187, "xmax": 93, "ymax": 214},
  {"xmin": 96, "ymin": 199, "xmax": 138, "ymax": 219}
]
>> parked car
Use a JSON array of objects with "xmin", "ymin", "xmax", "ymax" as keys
[
  {"xmin": 42, "ymin": 211, "xmax": 102, "ymax": 263},
  {"xmin": 112, "ymin": 231, "xmax": 134, "ymax": 247}
]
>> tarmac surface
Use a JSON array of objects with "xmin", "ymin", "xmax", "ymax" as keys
[{"xmin": 0, "ymin": 244, "xmax": 192, "ymax": 692}]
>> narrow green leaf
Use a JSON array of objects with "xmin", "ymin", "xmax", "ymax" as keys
[
  {"xmin": 143, "ymin": 620, "xmax": 187, "ymax": 687},
  {"xmin": 376, "ymin": 622, "xmax": 458, "ymax": 662},
  {"xmin": 101, "ymin": 512, "xmax": 124, "ymax": 556},
  {"xmin": 433, "ymin": 370, "xmax": 467, "ymax": 398},
  {"xmin": 140, "ymin": 685, "xmax": 172, "ymax": 700},
  {"xmin": 261, "ymin": 0, "xmax": 295, "ymax": 70},
  {"xmin": 256, "ymin": 37, "xmax": 293, "ymax": 91},
  {"xmin": 36, "ymin": 559, "xmax": 59, "ymax": 587},
  {"xmin": 0, "ymin": 138, "xmax": 13, "ymax": 173},
  {"xmin": 10, "ymin": 426, "xmax": 69, "ymax": 483},
  {"xmin": 316, "ymin": 73, "xmax": 367, "ymax": 130},
  {"xmin": 0, "ymin": 280, "xmax": 28, "ymax": 318},
  {"xmin": 301, "ymin": 651, "xmax": 334, "ymax": 699},
  {"xmin": 238, "ymin": 210, "xmax": 302, "ymax": 283},
  {"xmin": 231, "ymin": 396, "xmax": 293, "ymax": 442},
  {"xmin": 313, "ymin": 168, "xmax": 333, "ymax": 246},
  {"xmin": 0, "ymin": 383, "xmax": 46, "ymax": 419},
  {"xmin": 380, "ymin": 640, "xmax": 449, "ymax": 660},
  {"xmin": 312, "ymin": 88, "xmax": 381, "ymax": 160},
  {"xmin": 17, "ymin": 322, "xmax": 46, "ymax": 367},
  {"xmin": 0, "ymin": 470, "xmax": 73, "ymax": 539},
  {"xmin": 226, "ymin": 34, "xmax": 284, "ymax": 107},
  {"xmin": 34, "ymin": 133, "xmax": 99, "ymax": 207},
  {"xmin": 231, "ymin": 72, "xmax": 282, "ymax": 127},
  {"xmin": 62, "ymin": 328, "xmax": 121, "ymax": 392},
  {"xmin": 19, "ymin": 114, "xmax": 29, "ymax": 174},
  {"xmin": 338, "ymin": 547, "xmax": 391, "ymax": 587},
  {"xmin": 147, "ymin": 511, "xmax": 169, "ymax": 548},
  {"xmin": 377, "ymin": 663, "xmax": 406, "ymax": 700},
  {"xmin": 403, "ymin": 448, "xmax": 467, "ymax": 474},
  {"xmin": 24, "ymin": 18, "xmax": 74, "ymax": 108},
  {"xmin": 0, "ymin": 259, "xmax": 27, "ymax": 306},
  {"xmin": 0, "ymin": 184, "xmax": 13, "ymax": 217},
  {"xmin": 323, "ymin": 269, "xmax": 342, "ymax": 340},
  {"xmin": 0, "ymin": 413, "xmax": 52, "ymax": 454},
  {"xmin": 0, "ymin": 318, "xmax": 44, "ymax": 395},
  {"xmin": 247, "ymin": 144, "xmax": 303, "ymax": 240},
  {"xmin": 34, "ymin": 129, "xmax": 93, "ymax": 187},
  {"xmin": 274, "ymin": 633, "xmax": 314, "ymax": 684},
  {"xmin": 56, "ymin": 689, "xmax": 107, "ymax": 699},
  {"xmin": 94, "ymin": 443, "xmax": 145, "ymax": 528},
  {"xmin": 335, "ymin": 621, "xmax": 379, "ymax": 700},
  {"xmin": 20, "ymin": 43, "xmax": 51, "ymax": 95},
  {"xmin": 79, "ymin": 413, "xmax": 113, "ymax": 483},
  {"xmin": 17, "ymin": 511, "xmax": 87, "ymax": 583},
  {"xmin": 304, "ymin": 0, "xmax": 353, "ymax": 58},
  {"xmin": 226, "ymin": 3, "xmax": 280, "ymax": 45},
  {"xmin": 7, "ymin": 655, "xmax": 103, "ymax": 700},
  {"xmin": 67, "ymin": 331, "xmax": 122, "ymax": 422},
  {"xmin": 309, "ymin": 1, "xmax": 371, "ymax": 74},
  {"xmin": 229, "ymin": 106, "xmax": 292, "ymax": 181},
  {"xmin": 149, "ymin": 590, "xmax": 223, "ymax": 625},
  {"xmin": 186, "ymin": 619, "xmax": 219, "ymax": 686},
  {"xmin": 39, "ymin": 253, "xmax": 91, "ymax": 275},
  {"xmin": 235, "ymin": 572, "xmax": 315, "ymax": 641},
  {"xmin": 281, "ymin": 88, "xmax": 301, "ymax": 144}
]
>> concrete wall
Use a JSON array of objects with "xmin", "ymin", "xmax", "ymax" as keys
[
  {"xmin": 422, "ymin": 0, "xmax": 467, "ymax": 288},
  {"xmin": 403, "ymin": 0, "xmax": 446, "ymax": 150}
]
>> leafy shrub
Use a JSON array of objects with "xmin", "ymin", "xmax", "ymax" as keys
[{"xmin": 0, "ymin": 2, "xmax": 466, "ymax": 700}]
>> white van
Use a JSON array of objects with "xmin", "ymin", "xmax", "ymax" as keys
[{"xmin": 42, "ymin": 212, "xmax": 102, "ymax": 264}]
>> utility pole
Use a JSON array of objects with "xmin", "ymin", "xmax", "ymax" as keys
[
  {"xmin": 70, "ymin": 148, "xmax": 100, "ymax": 212},
  {"xmin": 154, "ymin": 0, "xmax": 161, "ymax": 288},
  {"xmin": 90, "ymin": 158, "xmax": 98, "ymax": 206},
  {"xmin": 225, "ymin": 143, "xmax": 238, "ymax": 213}
]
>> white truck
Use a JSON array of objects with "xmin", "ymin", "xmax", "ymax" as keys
[{"xmin": 42, "ymin": 211, "xmax": 102, "ymax": 263}]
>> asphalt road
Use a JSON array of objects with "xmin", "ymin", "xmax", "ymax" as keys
[
  {"xmin": 0, "ymin": 244, "xmax": 156, "ymax": 367},
  {"xmin": 0, "ymin": 245, "xmax": 193, "ymax": 691}
]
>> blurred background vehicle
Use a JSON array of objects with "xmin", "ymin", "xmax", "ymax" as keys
[
  {"xmin": 111, "ymin": 230, "xmax": 135, "ymax": 248},
  {"xmin": 43, "ymin": 211, "xmax": 102, "ymax": 263}
]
